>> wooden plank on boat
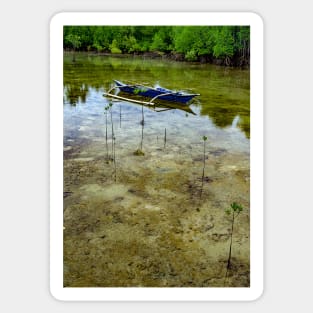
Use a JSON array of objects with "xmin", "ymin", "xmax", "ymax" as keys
[{"xmin": 103, "ymin": 92, "xmax": 155, "ymax": 106}]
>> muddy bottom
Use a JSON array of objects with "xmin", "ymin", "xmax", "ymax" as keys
[{"xmin": 63, "ymin": 122, "xmax": 250, "ymax": 287}]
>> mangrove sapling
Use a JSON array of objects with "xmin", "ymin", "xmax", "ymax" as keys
[
  {"xmin": 200, "ymin": 136, "xmax": 207, "ymax": 199},
  {"xmin": 139, "ymin": 106, "xmax": 144, "ymax": 152},
  {"xmin": 109, "ymin": 101, "xmax": 114, "ymax": 158},
  {"xmin": 113, "ymin": 135, "xmax": 117, "ymax": 182},
  {"xmin": 109, "ymin": 101, "xmax": 117, "ymax": 180},
  {"xmin": 164, "ymin": 128, "xmax": 167, "ymax": 150},
  {"xmin": 119, "ymin": 104, "xmax": 122, "ymax": 128},
  {"xmin": 134, "ymin": 105, "xmax": 145, "ymax": 156},
  {"xmin": 141, "ymin": 104, "xmax": 145, "ymax": 126},
  {"xmin": 224, "ymin": 202, "xmax": 243, "ymax": 286},
  {"xmin": 104, "ymin": 106, "xmax": 109, "ymax": 161}
]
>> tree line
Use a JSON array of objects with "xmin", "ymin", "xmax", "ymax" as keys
[{"xmin": 64, "ymin": 26, "xmax": 250, "ymax": 66}]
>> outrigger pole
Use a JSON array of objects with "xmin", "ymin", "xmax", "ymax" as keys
[{"xmin": 103, "ymin": 92, "xmax": 157, "ymax": 106}]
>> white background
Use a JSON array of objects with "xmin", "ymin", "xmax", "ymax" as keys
[{"xmin": 0, "ymin": 0, "xmax": 312, "ymax": 311}]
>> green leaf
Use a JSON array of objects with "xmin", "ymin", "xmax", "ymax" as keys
[{"xmin": 230, "ymin": 202, "xmax": 243, "ymax": 213}]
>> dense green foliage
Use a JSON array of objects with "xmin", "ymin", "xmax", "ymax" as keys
[{"xmin": 64, "ymin": 26, "xmax": 249, "ymax": 66}]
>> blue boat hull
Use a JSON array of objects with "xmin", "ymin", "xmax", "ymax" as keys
[{"xmin": 114, "ymin": 80, "xmax": 198, "ymax": 104}]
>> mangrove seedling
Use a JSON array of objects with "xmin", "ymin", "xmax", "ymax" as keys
[
  {"xmin": 134, "ymin": 105, "xmax": 145, "ymax": 156},
  {"xmin": 224, "ymin": 202, "xmax": 243, "ymax": 285},
  {"xmin": 109, "ymin": 101, "xmax": 117, "ymax": 180},
  {"xmin": 119, "ymin": 104, "xmax": 122, "ymax": 128},
  {"xmin": 140, "ymin": 104, "xmax": 145, "ymax": 126},
  {"xmin": 200, "ymin": 135, "xmax": 208, "ymax": 198},
  {"xmin": 164, "ymin": 128, "xmax": 167, "ymax": 150},
  {"xmin": 109, "ymin": 101, "xmax": 114, "ymax": 160},
  {"xmin": 140, "ymin": 106, "xmax": 144, "ymax": 150},
  {"xmin": 113, "ymin": 135, "xmax": 117, "ymax": 182},
  {"xmin": 104, "ymin": 106, "xmax": 109, "ymax": 161}
]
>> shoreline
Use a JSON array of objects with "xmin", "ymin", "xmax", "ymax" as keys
[{"xmin": 64, "ymin": 50, "xmax": 250, "ymax": 68}]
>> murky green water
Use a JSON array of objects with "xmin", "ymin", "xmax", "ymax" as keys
[{"xmin": 63, "ymin": 53, "xmax": 250, "ymax": 287}]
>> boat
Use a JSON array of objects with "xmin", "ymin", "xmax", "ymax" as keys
[{"xmin": 103, "ymin": 80, "xmax": 200, "ymax": 105}]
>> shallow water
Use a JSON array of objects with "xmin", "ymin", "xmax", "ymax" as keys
[{"xmin": 63, "ymin": 53, "xmax": 250, "ymax": 287}]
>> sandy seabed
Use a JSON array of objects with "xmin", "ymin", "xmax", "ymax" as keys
[{"xmin": 63, "ymin": 134, "xmax": 250, "ymax": 287}]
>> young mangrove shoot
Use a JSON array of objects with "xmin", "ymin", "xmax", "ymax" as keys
[
  {"xmin": 109, "ymin": 101, "xmax": 114, "ymax": 160},
  {"xmin": 109, "ymin": 101, "xmax": 117, "ymax": 180},
  {"xmin": 113, "ymin": 135, "xmax": 117, "ymax": 182},
  {"xmin": 134, "ymin": 105, "xmax": 145, "ymax": 156},
  {"xmin": 224, "ymin": 202, "xmax": 243, "ymax": 286},
  {"xmin": 164, "ymin": 128, "xmax": 167, "ymax": 150},
  {"xmin": 140, "ymin": 114, "xmax": 144, "ymax": 151},
  {"xmin": 141, "ymin": 104, "xmax": 145, "ymax": 126},
  {"xmin": 119, "ymin": 104, "xmax": 122, "ymax": 128},
  {"xmin": 104, "ymin": 106, "xmax": 109, "ymax": 161},
  {"xmin": 200, "ymin": 135, "xmax": 208, "ymax": 199}
]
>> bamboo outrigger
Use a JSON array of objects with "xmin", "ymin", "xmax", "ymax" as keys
[
  {"xmin": 103, "ymin": 91, "xmax": 159, "ymax": 106},
  {"xmin": 103, "ymin": 80, "xmax": 200, "ymax": 107}
]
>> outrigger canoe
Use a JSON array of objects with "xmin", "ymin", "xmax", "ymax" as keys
[{"xmin": 103, "ymin": 80, "xmax": 200, "ymax": 105}]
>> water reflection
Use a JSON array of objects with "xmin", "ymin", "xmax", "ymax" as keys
[
  {"xmin": 64, "ymin": 84, "xmax": 88, "ymax": 105},
  {"xmin": 63, "ymin": 53, "xmax": 250, "ymax": 137},
  {"xmin": 231, "ymin": 115, "xmax": 240, "ymax": 128}
]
